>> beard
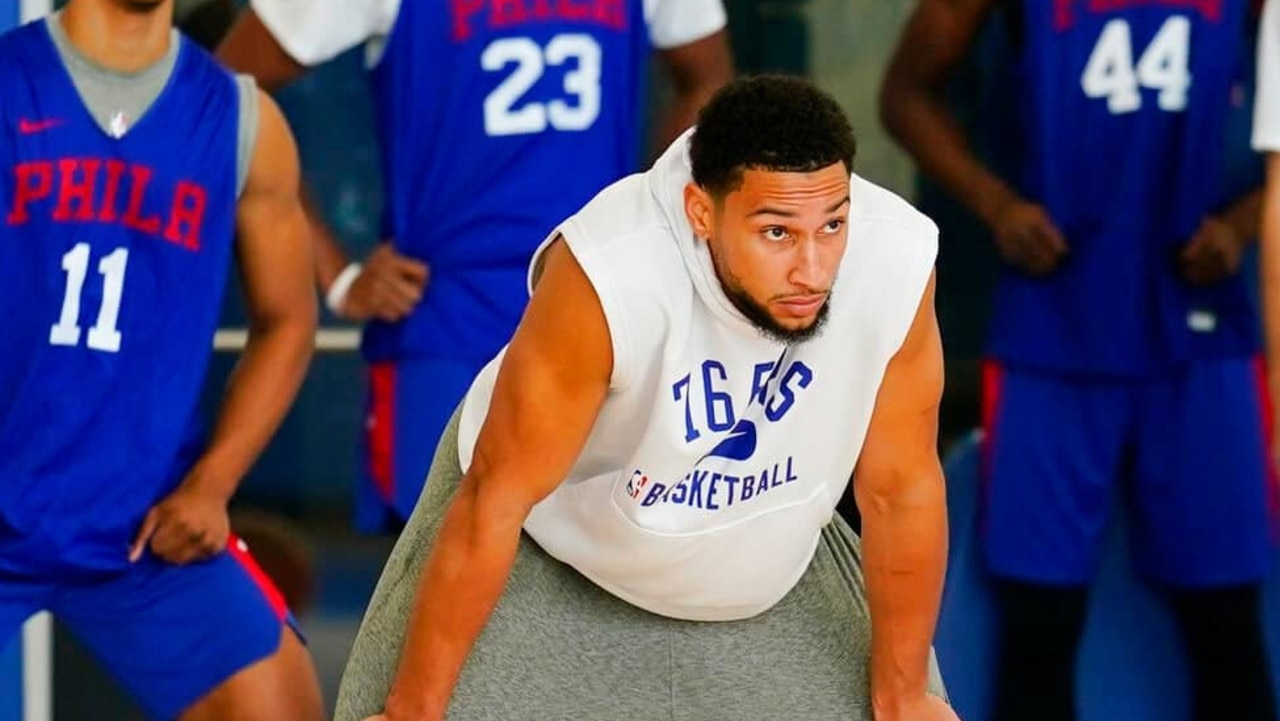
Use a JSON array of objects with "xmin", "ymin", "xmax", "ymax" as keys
[{"xmin": 709, "ymin": 248, "xmax": 831, "ymax": 345}]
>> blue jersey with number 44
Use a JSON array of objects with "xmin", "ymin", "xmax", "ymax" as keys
[
  {"xmin": 362, "ymin": 0, "xmax": 650, "ymax": 365},
  {"xmin": 0, "ymin": 23, "xmax": 241, "ymax": 576},
  {"xmin": 990, "ymin": 0, "xmax": 1257, "ymax": 376}
]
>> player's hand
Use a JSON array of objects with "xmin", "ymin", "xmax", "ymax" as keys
[
  {"xmin": 339, "ymin": 245, "xmax": 430, "ymax": 322},
  {"xmin": 1180, "ymin": 215, "xmax": 1248, "ymax": 285},
  {"xmin": 989, "ymin": 199, "xmax": 1068, "ymax": 276},
  {"xmin": 129, "ymin": 481, "xmax": 231, "ymax": 565},
  {"xmin": 875, "ymin": 694, "xmax": 961, "ymax": 721}
]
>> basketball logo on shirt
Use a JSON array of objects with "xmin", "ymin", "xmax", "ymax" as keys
[{"xmin": 109, "ymin": 111, "xmax": 130, "ymax": 139}]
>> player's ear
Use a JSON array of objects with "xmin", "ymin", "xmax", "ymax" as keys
[{"xmin": 684, "ymin": 182, "xmax": 715, "ymax": 242}]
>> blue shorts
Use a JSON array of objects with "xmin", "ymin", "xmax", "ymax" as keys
[
  {"xmin": 981, "ymin": 358, "xmax": 1278, "ymax": 588},
  {"xmin": 357, "ymin": 358, "xmax": 482, "ymax": 533},
  {"xmin": 0, "ymin": 536, "xmax": 297, "ymax": 720}
]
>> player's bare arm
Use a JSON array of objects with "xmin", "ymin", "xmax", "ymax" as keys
[
  {"xmin": 1263, "ymin": 156, "xmax": 1280, "ymax": 463},
  {"xmin": 852, "ymin": 272, "xmax": 956, "ymax": 721},
  {"xmin": 215, "ymin": 11, "xmax": 428, "ymax": 322},
  {"xmin": 1181, "ymin": 188, "xmax": 1264, "ymax": 285},
  {"xmin": 131, "ymin": 91, "xmax": 316, "ymax": 565},
  {"xmin": 370, "ymin": 238, "xmax": 613, "ymax": 721},
  {"xmin": 215, "ymin": 8, "xmax": 306, "ymax": 92},
  {"xmin": 881, "ymin": 0, "xmax": 1066, "ymax": 275},
  {"xmin": 655, "ymin": 30, "xmax": 734, "ymax": 147}
]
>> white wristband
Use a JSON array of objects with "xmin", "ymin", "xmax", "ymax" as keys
[{"xmin": 325, "ymin": 262, "xmax": 363, "ymax": 314}]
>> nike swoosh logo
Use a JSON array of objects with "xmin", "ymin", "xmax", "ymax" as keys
[
  {"xmin": 705, "ymin": 419, "xmax": 758, "ymax": 462},
  {"xmin": 18, "ymin": 118, "xmax": 61, "ymax": 134}
]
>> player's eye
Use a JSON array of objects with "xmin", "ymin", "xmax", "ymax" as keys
[
  {"xmin": 821, "ymin": 219, "xmax": 845, "ymax": 234},
  {"xmin": 763, "ymin": 226, "xmax": 789, "ymax": 242}
]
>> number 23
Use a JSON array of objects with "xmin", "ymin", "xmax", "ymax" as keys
[{"xmin": 482, "ymin": 33, "xmax": 602, "ymax": 137}]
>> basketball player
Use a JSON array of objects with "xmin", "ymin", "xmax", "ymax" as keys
[
  {"xmin": 0, "ymin": 1, "xmax": 323, "ymax": 719},
  {"xmin": 883, "ymin": 1, "xmax": 1274, "ymax": 720},
  {"xmin": 215, "ymin": 0, "xmax": 735, "ymax": 533},
  {"xmin": 333, "ymin": 76, "xmax": 957, "ymax": 721}
]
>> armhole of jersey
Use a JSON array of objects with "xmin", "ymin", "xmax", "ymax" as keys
[
  {"xmin": 645, "ymin": 0, "xmax": 728, "ymax": 49},
  {"xmin": 885, "ymin": 225, "xmax": 939, "ymax": 359},
  {"xmin": 553, "ymin": 220, "xmax": 635, "ymax": 392},
  {"xmin": 234, "ymin": 74, "xmax": 260, "ymax": 200}
]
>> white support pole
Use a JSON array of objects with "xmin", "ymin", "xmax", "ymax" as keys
[
  {"xmin": 20, "ymin": 613, "xmax": 52, "ymax": 721},
  {"xmin": 214, "ymin": 327, "xmax": 361, "ymax": 352}
]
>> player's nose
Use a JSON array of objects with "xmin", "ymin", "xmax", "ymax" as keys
[{"xmin": 788, "ymin": 237, "xmax": 827, "ymax": 289}]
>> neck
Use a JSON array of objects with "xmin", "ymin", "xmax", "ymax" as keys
[{"xmin": 60, "ymin": 0, "xmax": 171, "ymax": 74}]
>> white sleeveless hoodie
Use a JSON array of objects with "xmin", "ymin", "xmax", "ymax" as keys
[{"xmin": 458, "ymin": 133, "xmax": 937, "ymax": 622}]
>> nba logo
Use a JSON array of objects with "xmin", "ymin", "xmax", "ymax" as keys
[
  {"xmin": 108, "ymin": 110, "xmax": 129, "ymax": 139},
  {"xmin": 625, "ymin": 470, "xmax": 649, "ymax": 499}
]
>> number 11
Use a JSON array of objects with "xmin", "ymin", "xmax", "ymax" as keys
[{"xmin": 50, "ymin": 242, "xmax": 129, "ymax": 353}]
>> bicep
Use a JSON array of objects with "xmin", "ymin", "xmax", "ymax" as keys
[
  {"xmin": 468, "ymin": 239, "xmax": 614, "ymax": 509},
  {"xmin": 656, "ymin": 30, "xmax": 734, "ymax": 92},
  {"xmin": 854, "ymin": 273, "xmax": 944, "ymax": 489},
  {"xmin": 884, "ymin": 0, "xmax": 997, "ymax": 90},
  {"xmin": 235, "ymin": 91, "xmax": 314, "ymax": 323}
]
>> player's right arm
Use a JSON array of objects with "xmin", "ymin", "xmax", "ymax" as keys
[
  {"xmin": 373, "ymin": 238, "xmax": 613, "ymax": 721},
  {"xmin": 1254, "ymin": 0, "xmax": 1280, "ymax": 465},
  {"xmin": 215, "ymin": 0, "xmax": 427, "ymax": 322},
  {"xmin": 1262, "ymin": 157, "xmax": 1280, "ymax": 463},
  {"xmin": 649, "ymin": 0, "xmax": 735, "ymax": 148},
  {"xmin": 880, "ymin": 0, "xmax": 1066, "ymax": 275}
]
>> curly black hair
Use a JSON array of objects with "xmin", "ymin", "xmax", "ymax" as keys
[{"xmin": 690, "ymin": 75, "xmax": 856, "ymax": 197}]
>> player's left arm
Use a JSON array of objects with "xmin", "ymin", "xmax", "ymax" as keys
[
  {"xmin": 131, "ymin": 91, "xmax": 316, "ymax": 565},
  {"xmin": 204, "ymin": 90, "xmax": 316, "ymax": 499},
  {"xmin": 651, "ymin": 0, "xmax": 734, "ymax": 148},
  {"xmin": 852, "ymin": 272, "xmax": 954, "ymax": 721},
  {"xmin": 1181, "ymin": 187, "xmax": 1263, "ymax": 285}
]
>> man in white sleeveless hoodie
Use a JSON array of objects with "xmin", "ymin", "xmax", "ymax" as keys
[{"xmin": 337, "ymin": 75, "xmax": 958, "ymax": 721}]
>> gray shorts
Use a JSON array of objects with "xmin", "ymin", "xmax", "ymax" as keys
[{"xmin": 335, "ymin": 410, "xmax": 947, "ymax": 721}]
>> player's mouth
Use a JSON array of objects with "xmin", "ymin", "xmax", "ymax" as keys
[{"xmin": 775, "ymin": 293, "xmax": 827, "ymax": 317}]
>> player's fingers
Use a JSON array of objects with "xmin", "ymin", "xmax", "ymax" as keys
[
  {"xmin": 369, "ymin": 281, "xmax": 421, "ymax": 320},
  {"xmin": 202, "ymin": 530, "xmax": 228, "ymax": 557},
  {"xmin": 365, "ymin": 281, "xmax": 411, "ymax": 313},
  {"xmin": 391, "ymin": 256, "xmax": 430, "ymax": 286},
  {"xmin": 177, "ymin": 532, "xmax": 218, "ymax": 565},
  {"xmin": 1030, "ymin": 218, "xmax": 1068, "ymax": 256},
  {"xmin": 148, "ymin": 519, "xmax": 184, "ymax": 562},
  {"xmin": 129, "ymin": 508, "xmax": 161, "ymax": 562},
  {"xmin": 1180, "ymin": 246, "xmax": 1222, "ymax": 284},
  {"xmin": 1180, "ymin": 233, "xmax": 1210, "ymax": 262},
  {"xmin": 383, "ymin": 274, "xmax": 425, "ymax": 306},
  {"xmin": 1018, "ymin": 237, "xmax": 1059, "ymax": 275}
]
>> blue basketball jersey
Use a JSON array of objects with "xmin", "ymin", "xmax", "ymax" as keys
[
  {"xmin": 989, "ymin": 0, "xmax": 1257, "ymax": 376},
  {"xmin": 362, "ymin": 0, "xmax": 651, "ymax": 364},
  {"xmin": 0, "ymin": 22, "xmax": 241, "ymax": 576}
]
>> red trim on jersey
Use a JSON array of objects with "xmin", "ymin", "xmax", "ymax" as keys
[
  {"xmin": 1250, "ymin": 355, "xmax": 1280, "ymax": 539},
  {"xmin": 980, "ymin": 360, "xmax": 1004, "ymax": 483},
  {"xmin": 978, "ymin": 360, "xmax": 1005, "ymax": 536},
  {"xmin": 227, "ymin": 533, "xmax": 289, "ymax": 621},
  {"xmin": 367, "ymin": 363, "xmax": 397, "ymax": 503}
]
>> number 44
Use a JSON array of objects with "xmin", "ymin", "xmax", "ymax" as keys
[{"xmin": 1082, "ymin": 15, "xmax": 1191, "ymax": 115}]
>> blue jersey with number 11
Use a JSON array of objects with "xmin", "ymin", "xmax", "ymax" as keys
[
  {"xmin": 990, "ymin": 0, "xmax": 1256, "ymax": 376},
  {"xmin": 0, "ymin": 23, "xmax": 241, "ymax": 576},
  {"xmin": 363, "ymin": 0, "xmax": 650, "ymax": 365}
]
